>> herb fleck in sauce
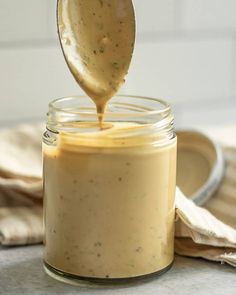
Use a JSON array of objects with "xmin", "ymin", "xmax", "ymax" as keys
[{"xmin": 57, "ymin": 0, "xmax": 135, "ymax": 123}]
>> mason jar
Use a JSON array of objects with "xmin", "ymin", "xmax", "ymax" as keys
[{"xmin": 43, "ymin": 95, "xmax": 177, "ymax": 285}]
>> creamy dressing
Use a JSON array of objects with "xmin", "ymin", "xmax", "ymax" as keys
[
  {"xmin": 43, "ymin": 124, "xmax": 176, "ymax": 279},
  {"xmin": 57, "ymin": 0, "xmax": 135, "ymax": 117}
]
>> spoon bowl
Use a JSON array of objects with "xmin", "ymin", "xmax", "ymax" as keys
[{"xmin": 57, "ymin": 0, "xmax": 136, "ymax": 113}]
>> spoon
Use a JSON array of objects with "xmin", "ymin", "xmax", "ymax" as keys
[{"xmin": 57, "ymin": 0, "xmax": 135, "ymax": 115}]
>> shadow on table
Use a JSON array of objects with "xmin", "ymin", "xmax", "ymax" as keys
[
  {"xmin": 0, "ymin": 253, "xmax": 160, "ymax": 295},
  {"xmin": 0, "ymin": 250, "xmax": 235, "ymax": 295}
]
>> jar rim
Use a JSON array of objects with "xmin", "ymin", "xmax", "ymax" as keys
[
  {"xmin": 49, "ymin": 95, "xmax": 171, "ymax": 119},
  {"xmin": 46, "ymin": 95, "xmax": 174, "ymax": 146}
]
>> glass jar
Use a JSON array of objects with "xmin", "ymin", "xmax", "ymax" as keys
[{"xmin": 43, "ymin": 95, "xmax": 177, "ymax": 285}]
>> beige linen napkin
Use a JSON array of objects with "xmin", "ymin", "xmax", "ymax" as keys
[
  {"xmin": 175, "ymin": 186, "xmax": 236, "ymax": 267},
  {"xmin": 0, "ymin": 123, "xmax": 235, "ymax": 267},
  {"xmin": 0, "ymin": 123, "xmax": 43, "ymax": 245}
]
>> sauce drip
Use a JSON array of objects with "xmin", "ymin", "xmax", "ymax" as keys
[{"xmin": 57, "ymin": 0, "xmax": 135, "ymax": 124}]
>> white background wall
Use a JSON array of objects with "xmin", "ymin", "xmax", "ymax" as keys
[{"xmin": 0, "ymin": 0, "xmax": 235, "ymax": 127}]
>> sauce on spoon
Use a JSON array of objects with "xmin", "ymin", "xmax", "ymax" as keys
[{"xmin": 57, "ymin": 0, "xmax": 135, "ymax": 122}]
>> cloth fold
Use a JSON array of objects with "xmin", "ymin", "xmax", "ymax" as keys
[
  {"xmin": 0, "ymin": 123, "xmax": 235, "ymax": 267},
  {"xmin": 0, "ymin": 123, "xmax": 44, "ymax": 245},
  {"xmin": 0, "ymin": 206, "xmax": 43, "ymax": 245},
  {"xmin": 175, "ymin": 188, "xmax": 236, "ymax": 266}
]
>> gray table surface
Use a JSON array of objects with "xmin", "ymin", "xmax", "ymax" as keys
[{"xmin": 0, "ymin": 245, "xmax": 235, "ymax": 295}]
